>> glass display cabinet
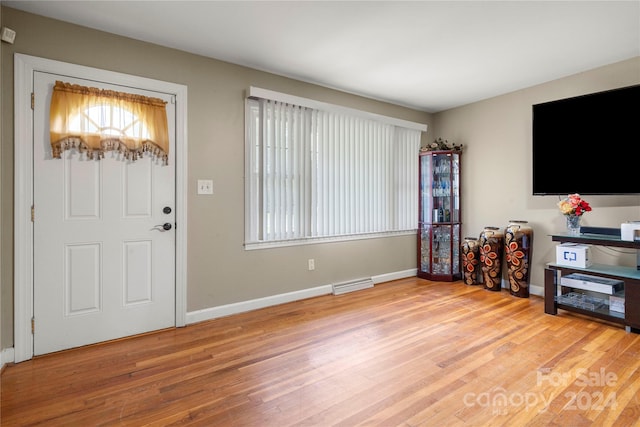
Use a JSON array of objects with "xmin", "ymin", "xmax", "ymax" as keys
[{"xmin": 418, "ymin": 150, "xmax": 461, "ymax": 281}]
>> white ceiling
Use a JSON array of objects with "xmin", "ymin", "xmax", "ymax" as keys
[{"xmin": 4, "ymin": 1, "xmax": 639, "ymax": 112}]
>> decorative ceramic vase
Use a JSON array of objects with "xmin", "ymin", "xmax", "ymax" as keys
[
  {"xmin": 461, "ymin": 237, "xmax": 480, "ymax": 285},
  {"xmin": 566, "ymin": 215, "xmax": 581, "ymax": 236},
  {"xmin": 479, "ymin": 226, "xmax": 504, "ymax": 291},
  {"xmin": 504, "ymin": 220, "xmax": 533, "ymax": 298}
]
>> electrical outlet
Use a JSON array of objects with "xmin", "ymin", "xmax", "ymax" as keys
[
  {"xmin": 197, "ymin": 179, "xmax": 213, "ymax": 195},
  {"xmin": 308, "ymin": 259, "xmax": 315, "ymax": 271}
]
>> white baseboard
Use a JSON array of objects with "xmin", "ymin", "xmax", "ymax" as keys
[
  {"xmin": 186, "ymin": 269, "xmax": 418, "ymax": 325},
  {"xmin": 530, "ymin": 284, "xmax": 544, "ymax": 297},
  {"xmin": 1, "ymin": 347, "xmax": 15, "ymax": 368},
  {"xmin": 186, "ymin": 284, "xmax": 333, "ymax": 324},
  {"xmin": 373, "ymin": 268, "xmax": 417, "ymax": 284}
]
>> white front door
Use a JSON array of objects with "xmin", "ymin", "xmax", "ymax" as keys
[{"xmin": 32, "ymin": 72, "xmax": 176, "ymax": 355}]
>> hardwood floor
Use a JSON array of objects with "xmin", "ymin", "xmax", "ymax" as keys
[{"xmin": 2, "ymin": 277, "xmax": 640, "ymax": 426}]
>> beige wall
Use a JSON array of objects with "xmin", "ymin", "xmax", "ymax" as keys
[
  {"xmin": 2, "ymin": 7, "xmax": 639, "ymax": 353},
  {"xmin": 0, "ymin": 7, "xmax": 431, "ymax": 349},
  {"xmin": 432, "ymin": 56, "xmax": 640, "ymax": 291}
]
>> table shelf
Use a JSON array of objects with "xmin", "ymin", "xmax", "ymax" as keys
[{"xmin": 545, "ymin": 233, "xmax": 640, "ymax": 332}]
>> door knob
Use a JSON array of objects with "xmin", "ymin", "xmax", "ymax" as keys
[{"xmin": 153, "ymin": 222, "xmax": 173, "ymax": 231}]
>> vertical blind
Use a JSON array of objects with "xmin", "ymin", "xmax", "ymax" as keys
[{"xmin": 246, "ymin": 95, "xmax": 422, "ymax": 246}]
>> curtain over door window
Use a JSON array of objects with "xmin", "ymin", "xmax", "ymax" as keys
[{"xmin": 50, "ymin": 80, "xmax": 169, "ymax": 163}]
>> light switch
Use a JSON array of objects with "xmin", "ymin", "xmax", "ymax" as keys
[{"xmin": 197, "ymin": 179, "xmax": 213, "ymax": 195}]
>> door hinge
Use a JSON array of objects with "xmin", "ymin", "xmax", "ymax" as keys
[
  {"xmin": 31, "ymin": 92, "xmax": 34, "ymax": 110},
  {"xmin": 31, "ymin": 317, "xmax": 35, "ymax": 334},
  {"xmin": 31, "ymin": 205, "xmax": 35, "ymax": 222}
]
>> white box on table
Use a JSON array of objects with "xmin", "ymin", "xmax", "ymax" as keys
[{"xmin": 555, "ymin": 243, "xmax": 592, "ymax": 268}]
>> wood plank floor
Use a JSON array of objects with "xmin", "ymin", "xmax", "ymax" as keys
[{"xmin": 2, "ymin": 277, "xmax": 640, "ymax": 426}]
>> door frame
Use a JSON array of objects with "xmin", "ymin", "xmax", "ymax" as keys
[{"xmin": 13, "ymin": 53, "xmax": 188, "ymax": 363}]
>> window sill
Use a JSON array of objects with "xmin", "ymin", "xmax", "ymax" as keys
[{"xmin": 244, "ymin": 229, "xmax": 416, "ymax": 251}]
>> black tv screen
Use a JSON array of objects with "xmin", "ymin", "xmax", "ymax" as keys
[{"xmin": 532, "ymin": 85, "xmax": 640, "ymax": 195}]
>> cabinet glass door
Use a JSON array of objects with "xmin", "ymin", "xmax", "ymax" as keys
[{"xmin": 419, "ymin": 224, "xmax": 462, "ymax": 279}]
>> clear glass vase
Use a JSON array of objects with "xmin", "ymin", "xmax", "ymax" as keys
[{"xmin": 566, "ymin": 215, "xmax": 581, "ymax": 236}]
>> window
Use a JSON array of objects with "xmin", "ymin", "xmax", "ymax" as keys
[{"xmin": 245, "ymin": 88, "xmax": 425, "ymax": 249}]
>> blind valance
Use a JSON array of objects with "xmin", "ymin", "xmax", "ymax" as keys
[{"xmin": 49, "ymin": 81, "xmax": 169, "ymax": 163}]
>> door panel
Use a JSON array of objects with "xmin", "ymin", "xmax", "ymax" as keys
[
  {"xmin": 65, "ymin": 158, "xmax": 101, "ymax": 219},
  {"xmin": 123, "ymin": 240, "xmax": 153, "ymax": 305},
  {"xmin": 65, "ymin": 243, "xmax": 101, "ymax": 315},
  {"xmin": 124, "ymin": 161, "xmax": 152, "ymax": 217},
  {"xmin": 33, "ymin": 71, "xmax": 176, "ymax": 356}
]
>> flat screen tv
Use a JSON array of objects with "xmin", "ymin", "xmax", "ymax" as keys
[{"xmin": 532, "ymin": 84, "xmax": 640, "ymax": 195}]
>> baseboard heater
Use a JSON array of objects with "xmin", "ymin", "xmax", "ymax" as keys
[{"xmin": 332, "ymin": 278, "xmax": 374, "ymax": 295}]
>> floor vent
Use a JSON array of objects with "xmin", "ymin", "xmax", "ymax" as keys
[{"xmin": 332, "ymin": 278, "xmax": 374, "ymax": 295}]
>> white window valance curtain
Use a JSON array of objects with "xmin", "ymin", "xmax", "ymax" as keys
[
  {"xmin": 246, "ymin": 92, "xmax": 424, "ymax": 247},
  {"xmin": 49, "ymin": 80, "xmax": 169, "ymax": 163}
]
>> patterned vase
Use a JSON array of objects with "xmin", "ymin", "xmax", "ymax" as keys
[
  {"xmin": 461, "ymin": 237, "xmax": 480, "ymax": 285},
  {"xmin": 504, "ymin": 220, "xmax": 533, "ymax": 298},
  {"xmin": 479, "ymin": 226, "xmax": 504, "ymax": 291}
]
